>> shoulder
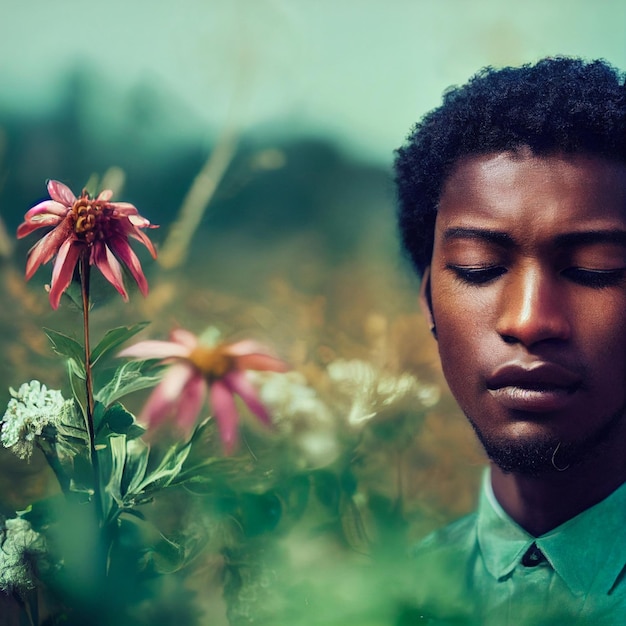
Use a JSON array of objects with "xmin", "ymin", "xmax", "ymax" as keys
[
  {"xmin": 413, "ymin": 512, "xmax": 478, "ymax": 562},
  {"xmin": 405, "ymin": 514, "xmax": 481, "ymax": 624}
]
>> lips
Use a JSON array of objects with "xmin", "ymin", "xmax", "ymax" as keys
[{"xmin": 486, "ymin": 361, "xmax": 582, "ymax": 412}]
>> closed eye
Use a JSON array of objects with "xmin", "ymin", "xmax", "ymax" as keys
[
  {"xmin": 561, "ymin": 268, "xmax": 626, "ymax": 289},
  {"xmin": 446, "ymin": 265, "xmax": 506, "ymax": 285}
]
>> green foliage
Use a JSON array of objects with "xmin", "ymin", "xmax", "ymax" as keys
[
  {"xmin": 95, "ymin": 360, "xmax": 162, "ymax": 407},
  {"xmin": 90, "ymin": 323, "xmax": 150, "ymax": 367},
  {"xmin": 3, "ymin": 269, "xmax": 438, "ymax": 625},
  {"xmin": 95, "ymin": 402, "xmax": 145, "ymax": 440},
  {"xmin": 43, "ymin": 328, "xmax": 86, "ymax": 379}
]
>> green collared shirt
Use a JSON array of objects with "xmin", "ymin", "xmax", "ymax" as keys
[{"xmin": 411, "ymin": 471, "xmax": 626, "ymax": 625}]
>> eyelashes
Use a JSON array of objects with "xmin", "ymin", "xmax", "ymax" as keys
[
  {"xmin": 447, "ymin": 265, "xmax": 626, "ymax": 289},
  {"xmin": 447, "ymin": 265, "xmax": 505, "ymax": 285},
  {"xmin": 561, "ymin": 268, "xmax": 626, "ymax": 288}
]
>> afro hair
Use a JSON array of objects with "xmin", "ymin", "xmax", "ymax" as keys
[{"xmin": 394, "ymin": 57, "xmax": 626, "ymax": 276}]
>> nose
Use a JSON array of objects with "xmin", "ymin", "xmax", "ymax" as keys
[{"xmin": 496, "ymin": 266, "xmax": 571, "ymax": 346}]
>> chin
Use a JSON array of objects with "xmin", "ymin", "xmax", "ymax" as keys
[
  {"xmin": 467, "ymin": 407, "xmax": 626, "ymax": 477},
  {"xmin": 478, "ymin": 431, "xmax": 563, "ymax": 477}
]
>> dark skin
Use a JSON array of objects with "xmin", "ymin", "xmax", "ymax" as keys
[{"xmin": 420, "ymin": 149, "xmax": 626, "ymax": 536}]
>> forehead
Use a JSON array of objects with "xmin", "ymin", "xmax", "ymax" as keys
[{"xmin": 437, "ymin": 151, "xmax": 626, "ymax": 234}]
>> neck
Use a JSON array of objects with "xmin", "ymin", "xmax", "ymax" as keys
[{"xmin": 491, "ymin": 446, "xmax": 626, "ymax": 536}]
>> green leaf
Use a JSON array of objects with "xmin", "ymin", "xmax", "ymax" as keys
[
  {"xmin": 92, "ymin": 401, "xmax": 107, "ymax": 432},
  {"xmin": 95, "ymin": 402, "xmax": 146, "ymax": 448},
  {"xmin": 103, "ymin": 403, "xmax": 134, "ymax": 433},
  {"xmin": 97, "ymin": 440, "xmax": 114, "ymax": 519},
  {"xmin": 125, "ymin": 423, "xmax": 147, "ymax": 440},
  {"xmin": 44, "ymin": 328, "xmax": 86, "ymax": 376},
  {"xmin": 67, "ymin": 360, "xmax": 87, "ymax": 419},
  {"xmin": 105, "ymin": 434, "xmax": 128, "ymax": 508},
  {"xmin": 134, "ymin": 442, "xmax": 192, "ymax": 495},
  {"xmin": 122, "ymin": 438, "xmax": 150, "ymax": 496},
  {"xmin": 170, "ymin": 456, "xmax": 236, "ymax": 487},
  {"xmin": 67, "ymin": 357, "xmax": 86, "ymax": 381},
  {"xmin": 56, "ymin": 399, "xmax": 87, "ymax": 437},
  {"xmin": 90, "ymin": 322, "xmax": 150, "ymax": 367},
  {"xmin": 53, "ymin": 400, "xmax": 90, "ymax": 474},
  {"xmin": 95, "ymin": 360, "xmax": 162, "ymax": 406},
  {"xmin": 118, "ymin": 514, "xmax": 186, "ymax": 574},
  {"xmin": 70, "ymin": 451, "xmax": 95, "ymax": 494}
]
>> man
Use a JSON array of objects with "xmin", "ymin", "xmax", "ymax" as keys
[{"xmin": 394, "ymin": 57, "xmax": 626, "ymax": 625}]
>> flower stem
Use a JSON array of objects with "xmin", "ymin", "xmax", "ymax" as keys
[{"xmin": 80, "ymin": 253, "xmax": 103, "ymax": 526}]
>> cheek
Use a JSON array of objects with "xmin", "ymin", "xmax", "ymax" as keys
[
  {"xmin": 432, "ymin": 283, "xmax": 494, "ymax": 362},
  {"xmin": 433, "ymin": 307, "xmax": 491, "ymax": 403},
  {"xmin": 578, "ymin": 293, "xmax": 626, "ymax": 361},
  {"xmin": 584, "ymin": 314, "xmax": 626, "ymax": 389}
]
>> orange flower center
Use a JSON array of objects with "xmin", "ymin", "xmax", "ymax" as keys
[
  {"xmin": 188, "ymin": 345, "xmax": 236, "ymax": 381},
  {"xmin": 72, "ymin": 190, "xmax": 116, "ymax": 244},
  {"xmin": 71, "ymin": 193, "xmax": 107, "ymax": 244}
]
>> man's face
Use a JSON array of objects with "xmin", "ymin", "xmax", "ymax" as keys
[{"xmin": 427, "ymin": 150, "xmax": 626, "ymax": 474}]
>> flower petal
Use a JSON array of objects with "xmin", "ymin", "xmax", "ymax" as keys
[
  {"xmin": 224, "ymin": 340, "xmax": 270, "ymax": 357},
  {"xmin": 107, "ymin": 235, "xmax": 149, "ymax": 296},
  {"xmin": 234, "ymin": 353, "xmax": 290, "ymax": 373},
  {"xmin": 169, "ymin": 329, "xmax": 199, "ymax": 350},
  {"xmin": 224, "ymin": 341, "xmax": 290, "ymax": 373},
  {"xmin": 140, "ymin": 383, "xmax": 176, "ymax": 428},
  {"xmin": 118, "ymin": 340, "xmax": 190, "ymax": 360},
  {"xmin": 17, "ymin": 212, "xmax": 64, "ymax": 238},
  {"xmin": 91, "ymin": 241, "xmax": 128, "ymax": 301},
  {"xmin": 24, "ymin": 219, "xmax": 75, "ymax": 280},
  {"xmin": 128, "ymin": 214, "xmax": 149, "ymax": 226},
  {"xmin": 48, "ymin": 240, "xmax": 81, "ymax": 309},
  {"xmin": 176, "ymin": 374, "xmax": 207, "ymax": 433},
  {"xmin": 160, "ymin": 362, "xmax": 198, "ymax": 400},
  {"xmin": 112, "ymin": 216, "xmax": 158, "ymax": 259},
  {"xmin": 224, "ymin": 370, "xmax": 271, "ymax": 426},
  {"xmin": 22, "ymin": 200, "xmax": 69, "ymax": 220},
  {"xmin": 127, "ymin": 223, "xmax": 158, "ymax": 258},
  {"xmin": 24, "ymin": 200, "xmax": 68, "ymax": 217},
  {"xmin": 209, "ymin": 380, "xmax": 240, "ymax": 454},
  {"xmin": 109, "ymin": 202, "xmax": 139, "ymax": 215},
  {"xmin": 139, "ymin": 362, "xmax": 196, "ymax": 428},
  {"xmin": 47, "ymin": 180, "xmax": 76, "ymax": 207}
]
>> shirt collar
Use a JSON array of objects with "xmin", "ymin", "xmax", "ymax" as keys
[{"xmin": 477, "ymin": 469, "xmax": 626, "ymax": 597}]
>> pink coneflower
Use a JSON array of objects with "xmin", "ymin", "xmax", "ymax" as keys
[
  {"xmin": 17, "ymin": 179, "xmax": 157, "ymax": 309},
  {"xmin": 118, "ymin": 328, "xmax": 289, "ymax": 453}
]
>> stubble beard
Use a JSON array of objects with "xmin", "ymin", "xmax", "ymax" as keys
[{"xmin": 465, "ymin": 405, "xmax": 626, "ymax": 478}]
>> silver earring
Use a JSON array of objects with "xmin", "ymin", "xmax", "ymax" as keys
[{"xmin": 551, "ymin": 442, "xmax": 570, "ymax": 472}]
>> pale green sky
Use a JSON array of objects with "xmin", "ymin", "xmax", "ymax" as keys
[{"xmin": 1, "ymin": 0, "xmax": 625, "ymax": 163}]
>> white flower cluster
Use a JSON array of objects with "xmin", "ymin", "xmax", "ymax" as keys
[
  {"xmin": 0, "ymin": 517, "xmax": 48, "ymax": 594},
  {"xmin": 251, "ymin": 360, "xmax": 440, "ymax": 465},
  {"xmin": 1, "ymin": 380, "xmax": 70, "ymax": 460},
  {"xmin": 252, "ymin": 371, "xmax": 340, "ymax": 468},
  {"xmin": 326, "ymin": 359, "xmax": 440, "ymax": 427}
]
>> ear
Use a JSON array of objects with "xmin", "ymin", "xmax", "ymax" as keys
[{"xmin": 419, "ymin": 266, "xmax": 435, "ymax": 329}]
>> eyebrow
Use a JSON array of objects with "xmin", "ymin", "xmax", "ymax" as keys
[
  {"xmin": 442, "ymin": 227, "xmax": 626, "ymax": 249},
  {"xmin": 442, "ymin": 228, "xmax": 515, "ymax": 247},
  {"xmin": 554, "ymin": 230, "xmax": 626, "ymax": 247}
]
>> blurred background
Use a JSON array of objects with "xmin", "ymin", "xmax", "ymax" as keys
[{"xmin": 0, "ymin": 1, "xmax": 625, "ymax": 623}]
